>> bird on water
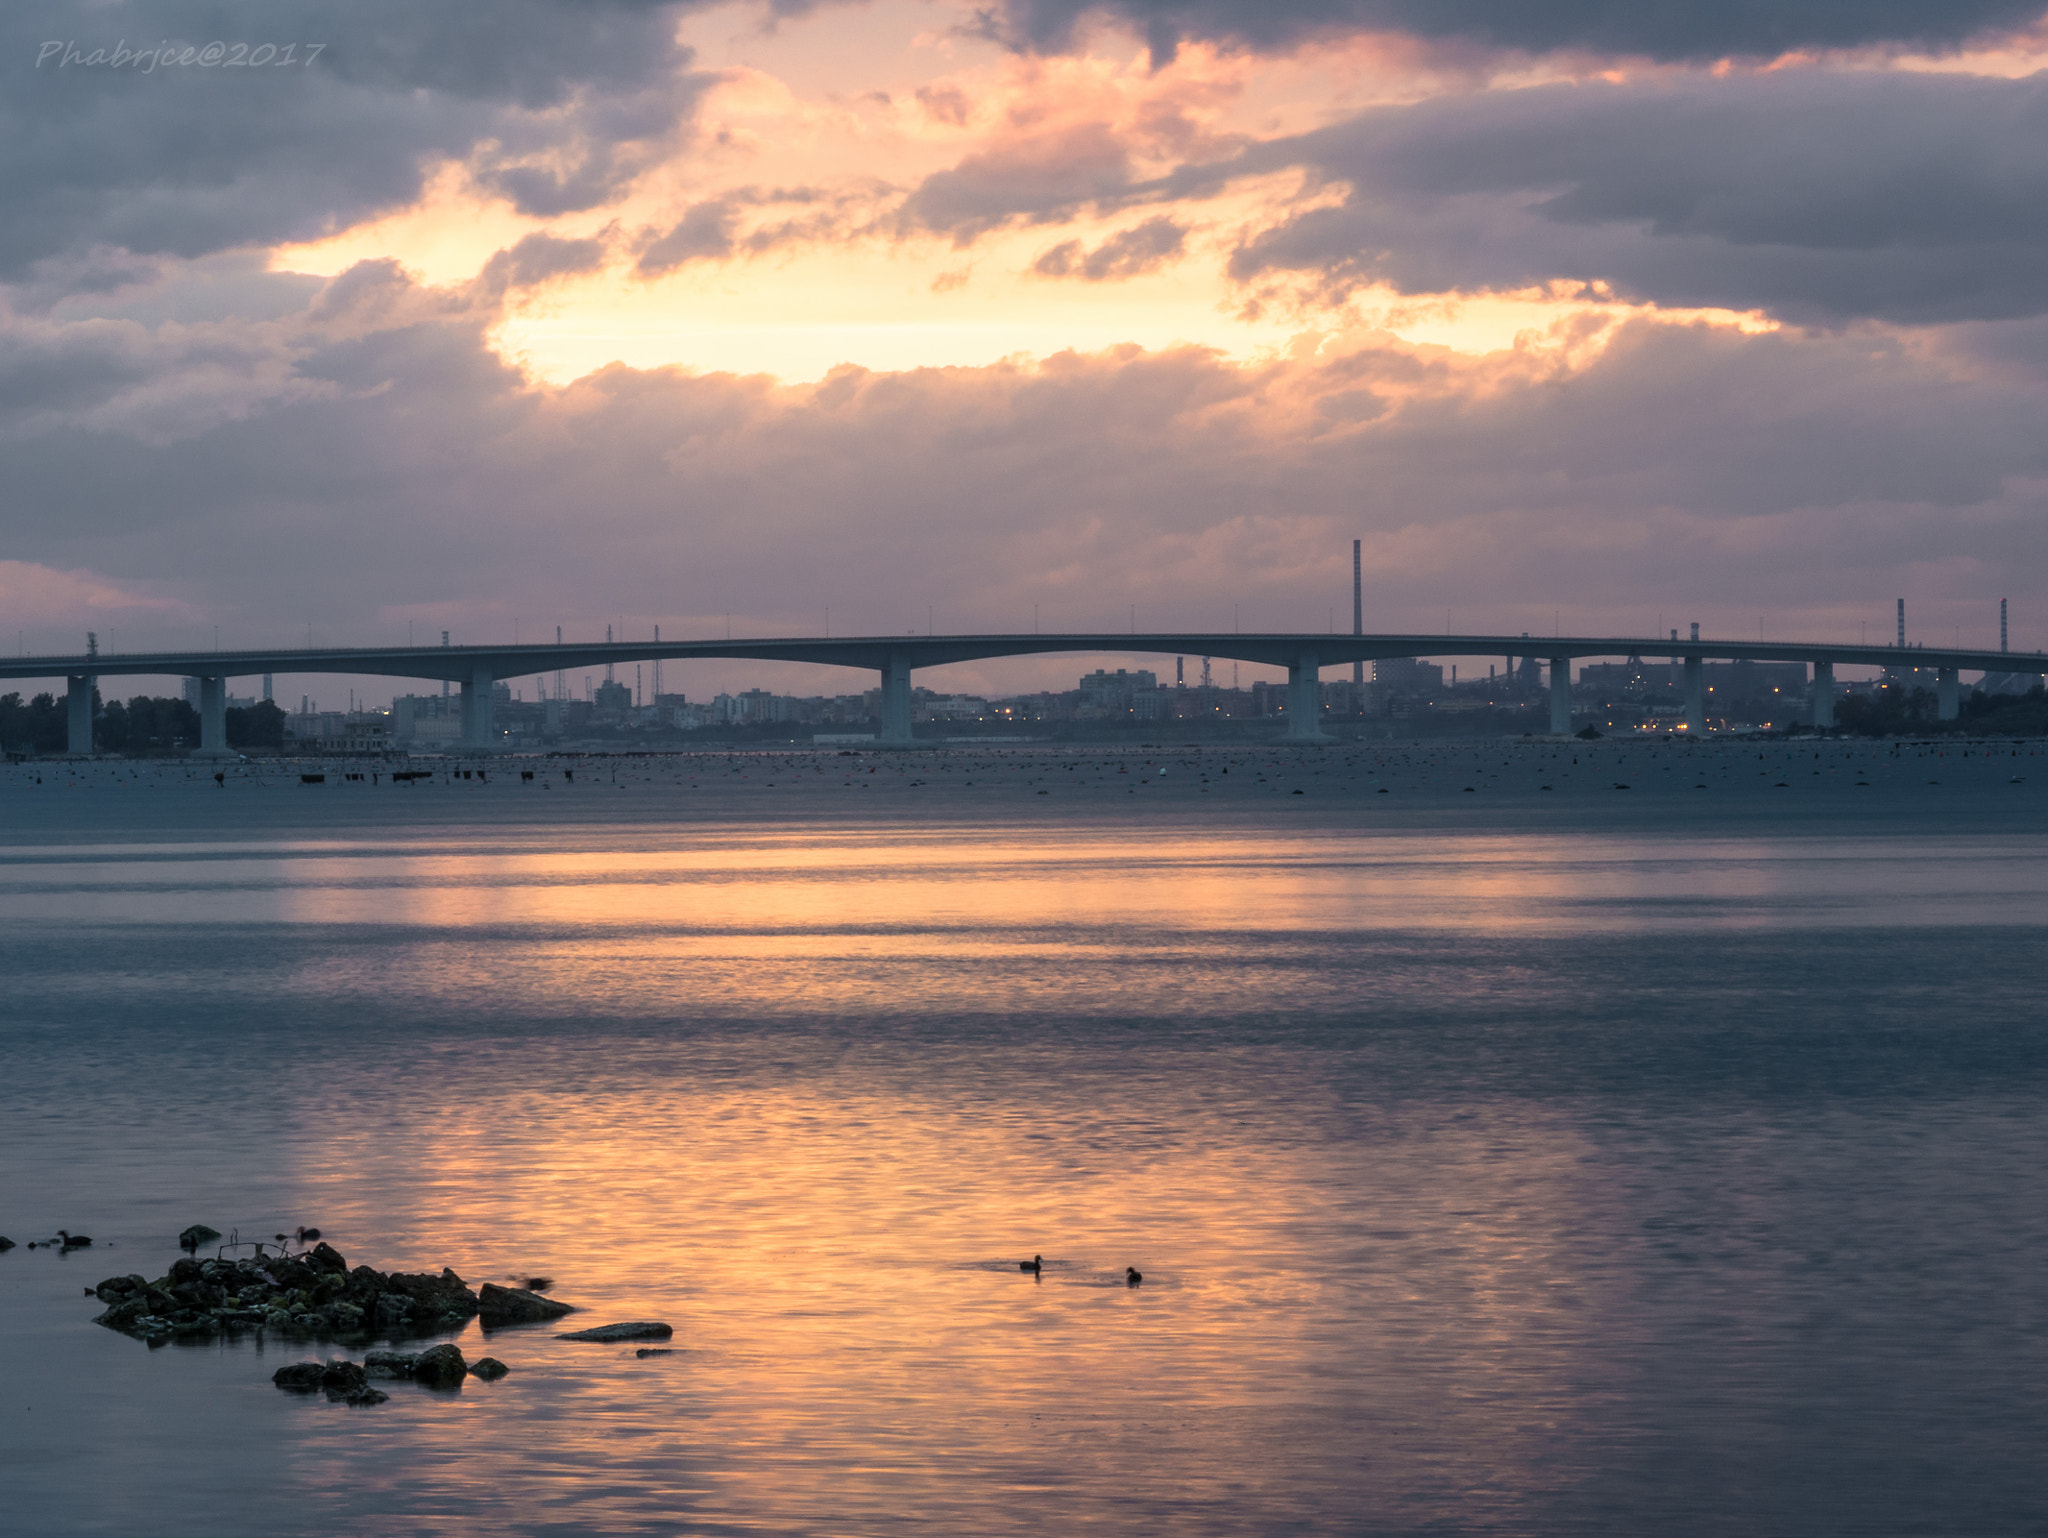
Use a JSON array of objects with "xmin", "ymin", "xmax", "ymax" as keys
[
  {"xmin": 1019, "ymin": 1255, "xmax": 1042, "ymax": 1274},
  {"xmin": 58, "ymin": 1230, "xmax": 91, "ymax": 1249},
  {"xmin": 1126, "ymin": 1267, "xmax": 1143, "ymax": 1286}
]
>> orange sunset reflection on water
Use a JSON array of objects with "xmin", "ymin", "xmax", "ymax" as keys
[{"xmin": 271, "ymin": 1039, "xmax": 1618, "ymax": 1531}]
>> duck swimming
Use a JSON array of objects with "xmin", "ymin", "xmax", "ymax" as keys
[
  {"xmin": 1019, "ymin": 1255, "xmax": 1042, "ymax": 1274},
  {"xmin": 57, "ymin": 1230, "xmax": 91, "ymax": 1249}
]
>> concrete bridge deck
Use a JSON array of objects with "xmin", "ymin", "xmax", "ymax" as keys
[{"xmin": 6, "ymin": 631, "xmax": 2038, "ymax": 753}]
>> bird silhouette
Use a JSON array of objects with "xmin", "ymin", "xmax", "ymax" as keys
[
  {"xmin": 295, "ymin": 1227, "xmax": 321, "ymax": 1243},
  {"xmin": 58, "ymin": 1230, "xmax": 91, "ymax": 1249},
  {"xmin": 1125, "ymin": 1267, "xmax": 1143, "ymax": 1286},
  {"xmin": 1019, "ymin": 1255, "xmax": 1041, "ymax": 1274}
]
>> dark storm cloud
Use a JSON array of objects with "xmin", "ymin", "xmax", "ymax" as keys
[
  {"xmin": 1220, "ymin": 69, "xmax": 2048, "ymax": 324},
  {"xmin": 1033, "ymin": 216, "xmax": 1185, "ymax": 279},
  {"xmin": 2, "ymin": 1, "xmax": 706, "ymax": 280},
  {"xmin": 996, "ymin": 0, "xmax": 2047, "ymax": 64}
]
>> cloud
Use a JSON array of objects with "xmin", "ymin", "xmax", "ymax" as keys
[
  {"xmin": 996, "ymin": 0, "xmax": 2048, "ymax": 66},
  {"xmin": 637, "ymin": 199, "xmax": 739, "ymax": 272},
  {"xmin": 0, "ymin": 1, "xmax": 708, "ymax": 278},
  {"xmin": 1215, "ymin": 68, "xmax": 2048, "ymax": 325},
  {"xmin": 476, "ymin": 232, "xmax": 610, "ymax": 296},
  {"xmin": 1034, "ymin": 215, "xmax": 1186, "ymax": 279},
  {"xmin": 2, "ymin": 265, "xmax": 2043, "ymax": 677}
]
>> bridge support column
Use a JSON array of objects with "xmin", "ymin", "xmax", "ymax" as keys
[
  {"xmin": 1549, "ymin": 657, "xmax": 1572, "ymax": 735},
  {"xmin": 1937, "ymin": 666, "xmax": 1960, "ymax": 721},
  {"xmin": 1683, "ymin": 655, "xmax": 1706, "ymax": 736},
  {"xmin": 878, "ymin": 653, "xmax": 914, "ymax": 745},
  {"xmin": 1285, "ymin": 651, "xmax": 1329, "ymax": 740},
  {"xmin": 1812, "ymin": 661, "xmax": 1835, "ymax": 730},
  {"xmin": 66, "ymin": 675, "xmax": 94, "ymax": 755},
  {"xmin": 461, "ymin": 667, "xmax": 495, "ymax": 749},
  {"xmin": 196, "ymin": 676, "xmax": 229, "ymax": 757}
]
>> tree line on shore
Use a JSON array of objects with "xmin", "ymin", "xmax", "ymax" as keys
[{"xmin": 0, "ymin": 692, "xmax": 285, "ymax": 755}]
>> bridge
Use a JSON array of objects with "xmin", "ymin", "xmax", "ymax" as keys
[{"xmin": 3, "ymin": 630, "xmax": 2037, "ymax": 754}]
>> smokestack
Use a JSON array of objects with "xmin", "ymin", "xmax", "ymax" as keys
[
  {"xmin": 2001, "ymin": 598, "xmax": 2008, "ymax": 653},
  {"xmin": 1896, "ymin": 599, "xmax": 1904, "ymax": 648},
  {"xmin": 605, "ymin": 625, "xmax": 614, "ymax": 684},
  {"xmin": 1351, "ymin": 539, "xmax": 1363, "ymax": 686},
  {"xmin": 1690, "ymin": 622, "xmax": 1699, "ymax": 642}
]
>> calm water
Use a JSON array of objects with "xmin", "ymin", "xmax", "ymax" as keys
[{"xmin": 2, "ymin": 742, "xmax": 2045, "ymax": 1535}]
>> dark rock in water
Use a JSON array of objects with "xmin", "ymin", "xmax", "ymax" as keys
[
  {"xmin": 363, "ymin": 1350, "xmax": 419, "ymax": 1379},
  {"xmin": 478, "ymin": 1282, "xmax": 575, "ymax": 1325},
  {"xmin": 379, "ymin": 1267, "xmax": 481, "ymax": 1326},
  {"xmin": 305, "ymin": 1241, "xmax": 348, "ymax": 1275},
  {"xmin": 635, "ymin": 1348, "xmax": 672, "ymax": 1358},
  {"xmin": 468, "ymin": 1357, "xmax": 510, "ymax": 1380},
  {"xmin": 275, "ymin": 1357, "xmax": 392, "ymax": 1404},
  {"xmin": 178, "ymin": 1225, "xmax": 221, "ymax": 1249},
  {"xmin": 0, "ymin": 1236, "xmax": 15, "ymax": 1251},
  {"xmin": 522, "ymin": 1276, "xmax": 554, "ymax": 1293},
  {"xmin": 273, "ymin": 1361, "xmax": 326, "ymax": 1392},
  {"xmin": 412, "ymin": 1342, "xmax": 468, "ymax": 1387},
  {"xmin": 557, "ymin": 1321, "xmax": 673, "ymax": 1342},
  {"xmin": 321, "ymin": 1360, "xmax": 370, "ymax": 1394}
]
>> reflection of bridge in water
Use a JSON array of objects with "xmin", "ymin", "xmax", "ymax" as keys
[{"xmin": 6, "ymin": 630, "xmax": 2039, "ymax": 754}]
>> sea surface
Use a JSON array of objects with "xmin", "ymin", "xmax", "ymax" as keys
[{"xmin": 2, "ymin": 738, "xmax": 2045, "ymax": 1536}]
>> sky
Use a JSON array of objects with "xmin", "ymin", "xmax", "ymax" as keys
[{"xmin": 7, "ymin": 0, "xmax": 2048, "ymax": 702}]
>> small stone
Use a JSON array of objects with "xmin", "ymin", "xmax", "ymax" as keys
[
  {"xmin": 344, "ymin": 1386, "xmax": 389, "ymax": 1406},
  {"xmin": 556, "ymin": 1321, "xmax": 673, "ymax": 1343},
  {"xmin": 635, "ymin": 1348, "xmax": 673, "ymax": 1358},
  {"xmin": 177, "ymin": 1225, "xmax": 222, "ymax": 1249},
  {"xmin": 0, "ymin": 1236, "xmax": 14, "ymax": 1251},
  {"xmin": 468, "ymin": 1357, "xmax": 510, "ymax": 1380},
  {"xmin": 273, "ymin": 1361, "xmax": 325, "ymax": 1391},
  {"xmin": 412, "ymin": 1342, "xmax": 468, "ymax": 1387},
  {"xmin": 363, "ymin": 1350, "xmax": 419, "ymax": 1379},
  {"xmin": 478, "ymin": 1282, "xmax": 575, "ymax": 1325}
]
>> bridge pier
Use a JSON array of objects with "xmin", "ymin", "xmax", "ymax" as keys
[
  {"xmin": 1285, "ymin": 651, "xmax": 1329, "ymax": 740},
  {"xmin": 461, "ymin": 667, "xmax": 496, "ymax": 748},
  {"xmin": 196, "ymin": 676, "xmax": 229, "ymax": 757},
  {"xmin": 1937, "ymin": 666, "xmax": 1960, "ymax": 721},
  {"xmin": 1683, "ymin": 655, "xmax": 1706, "ymax": 735},
  {"xmin": 1549, "ymin": 657, "xmax": 1571, "ymax": 735},
  {"xmin": 878, "ymin": 653, "xmax": 914, "ymax": 745},
  {"xmin": 66, "ymin": 675, "xmax": 94, "ymax": 755},
  {"xmin": 1812, "ymin": 661, "xmax": 1835, "ymax": 729}
]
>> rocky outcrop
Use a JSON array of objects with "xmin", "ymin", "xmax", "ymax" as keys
[
  {"xmin": 478, "ymin": 1282, "xmax": 576, "ymax": 1325},
  {"xmin": 89, "ymin": 1245, "xmax": 480, "ymax": 1343},
  {"xmin": 0, "ymin": 1236, "xmax": 13, "ymax": 1251},
  {"xmin": 469, "ymin": 1356, "xmax": 510, "ymax": 1380},
  {"xmin": 557, "ymin": 1321, "xmax": 673, "ymax": 1342},
  {"xmin": 177, "ymin": 1225, "xmax": 221, "ymax": 1249}
]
